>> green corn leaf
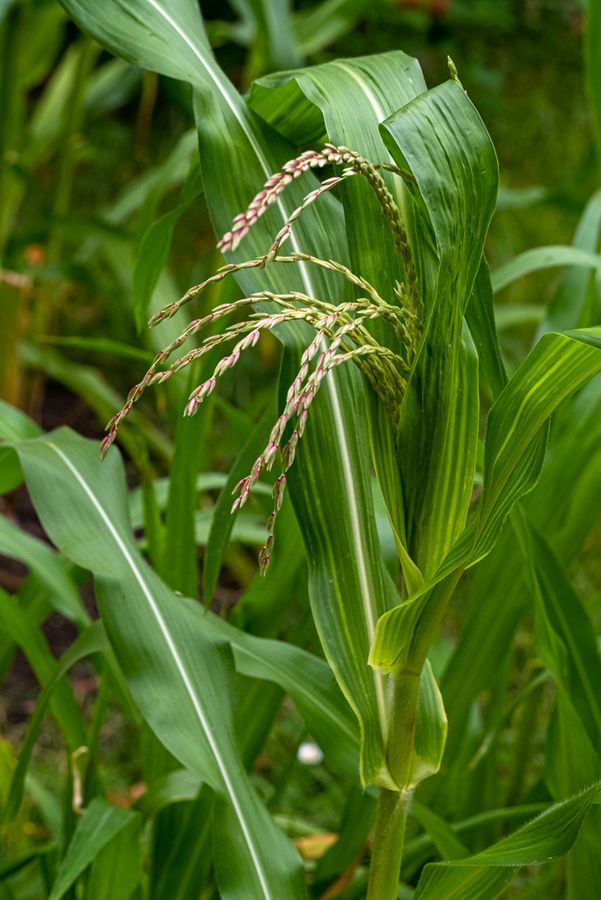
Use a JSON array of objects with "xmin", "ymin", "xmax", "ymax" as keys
[
  {"xmin": 491, "ymin": 245, "xmax": 601, "ymax": 294},
  {"xmin": 133, "ymin": 158, "xmax": 203, "ymax": 329},
  {"xmin": 465, "ymin": 259, "xmax": 507, "ymax": 398},
  {"xmin": 0, "ymin": 516, "xmax": 86, "ymax": 625},
  {"xmin": 0, "ymin": 843, "xmax": 57, "ymax": 882},
  {"xmin": 3, "ymin": 620, "xmax": 107, "ymax": 823},
  {"xmin": 475, "ymin": 327, "xmax": 601, "ymax": 560},
  {"xmin": 541, "ymin": 190, "xmax": 601, "ymax": 334},
  {"xmin": 0, "ymin": 398, "xmax": 41, "ymax": 492},
  {"xmin": 0, "ymin": 589, "xmax": 87, "ymax": 782},
  {"xmin": 136, "ymin": 768, "xmax": 202, "ymax": 818},
  {"xmin": 21, "ymin": 341, "xmax": 170, "ymax": 463},
  {"xmin": 160, "ymin": 378, "xmax": 208, "ymax": 597},
  {"xmin": 515, "ymin": 511, "xmax": 601, "ymax": 896},
  {"xmin": 409, "ymin": 801, "xmax": 468, "ymax": 862},
  {"xmin": 412, "ymin": 783, "xmax": 601, "ymax": 900},
  {"xmin": 381, "ymin": 80, "xmax": 497, "ymax": 576},
  {"xmin": 149, "ymin": 789, "xmax": 215, "ymax": 900},
  {"xmin": 515, "ymin": 514, "xmax": 601, "ymax": 751},
  {"xmin": 86, "ymin": 814, "xmax": 141, "ymax": 900},
  {"xmin": 293, "ymin": 0, "xmax": 373, "ymax": 56},
  {"xmin": 440, "ymin": 369, "xmax": 601, "ymax": 801},
  {"xmin": 47, "ymin": 799, "xmax": 139, "ymax": 900},
  {"xmin": 12, "ymin": 428, "xmax": 306, "ymax": 899},
  {"xmin": 372, "ymin": 326, "xmax": 601, "ymax": 673},
  {"xmin": 250, "ymin": 49, "xmax": 426, "ymax": 316},
  {"xmin": 514, "ymin": 514, "xmax": 601, "ymax": 898},
  {"xmin": 201, "ymin": 610, "xmax": 359, "ymax": 781},
  {"xmin": 35, "ymin": 336, "xmax": 154, "ymax": 363},
  {"xmin": 57, "ymin": 0, "xmax": 210, "ymax": 88},
  {"xmin": 232, "ymin": 0, "xmax": 302, "ymax": 72}
]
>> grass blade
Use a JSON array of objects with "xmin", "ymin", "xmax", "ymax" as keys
[
  {"xmin": 13, "ymin": 428, "xmax": 305, "ymax": 899},
  {"xmin": 413, "ymin": 783, "xmax": 601, "ymax": 900}
]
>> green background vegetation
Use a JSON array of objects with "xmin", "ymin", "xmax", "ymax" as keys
[{"xmin": 1, "ymin": 1, "xmax": 601, "ymax": 898}]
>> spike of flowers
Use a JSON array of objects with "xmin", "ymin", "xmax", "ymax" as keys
[
  {"xmin": 149, "ymin": 251, "xmax": 390, "ymax": 328},
  {"xmin": 217, "ymin": 143, "xmax": 409, "ymax": 255},
  {"xmin": 226, "ymin": 299, "xmax": 407, "ymax": 571},
  {"xmin": 234, "ymin": 340, "xmax": 404, "ymax": 573},
  {"xmin": 216, "ymin": 143, "xmax": 419, "ymax": 319},
  {"xmin": 267, "ymin": 173, "xmax": 354, "ymax": 259},
  {"xmin": 104, "ymin": 143, "xmax": 424, "ymax": 573}
]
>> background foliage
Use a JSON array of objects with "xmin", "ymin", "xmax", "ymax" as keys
[{"xmin": 1, "ymin": 1, "xmax": 601, "ymax": 898}]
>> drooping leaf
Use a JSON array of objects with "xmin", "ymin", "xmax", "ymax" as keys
[
  {"xmin": 13, "ymin": 429, "xmax": 305, "ymax": 899},
  {"xmin": 413, "ymin": 783, "xmax": 601, "ymax": 900},
  {"xmin": 372, "ymin": 326, "xmax": 601, "ymax": 672},
  {"xmin": 491, "ymin": 245, "xmax": 601, "ymax": 295}
]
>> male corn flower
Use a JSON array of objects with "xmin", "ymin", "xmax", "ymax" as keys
[{"xmin": 103, "ymin": 145, "xmax": 422, "ymax": 571}]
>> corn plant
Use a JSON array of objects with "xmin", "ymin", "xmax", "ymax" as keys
[{"xmin": 2, "ymin": 1, "xmax": 601, "ymax": 898}]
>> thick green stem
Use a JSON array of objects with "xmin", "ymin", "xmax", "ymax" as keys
[
  {"xmin": 387, "ymin": 666, "xmax": 421, "ymax": 787},
  {"xmin": 367, "ymin": 787, "xmax": 412, "ymax": 900}
]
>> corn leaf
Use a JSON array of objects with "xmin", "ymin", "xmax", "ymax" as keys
[
  {"xmin": 540, "ymin": 190, "xmax": 601, "ymax": 333},
  {"xmin": 413, "ymin": 783, "xmax": 601, "ymax": 900},
  {"xmin": 372, "ymin": 326, "xmax": 601, "ymax": 671},
  {"xmin": 381, "ymin": 80, "xmax": 497, "ymax": 575},
  {"xmin": 86, "ymin": 814, "xmax": 141, "ymax": 900},
  {"xmin": 0, "ymin": 516, "xmax": 86, "ymax": 626},
  {"xmin": 515, "ymin": 515, "xmax": 601, "ymax": 751},
  {"xmin": 47, "ymin": 799, "xmax": 139, "ymax": 900},
  {"xmin": 203, "ymin": 398, "xmax": 277, "ymax": 602},
  {"xmin": 0, "ymin": 587, "xmax": 88, "ymax": 824},
  {"xmin": 491, "ymin": 245, "xmax": 601, "ymax": 295},
  {"xmin": 12, "ymin": 428, "xmax": 305, "ymax": 900},
  {"xmin": 475, "ymin": 327, "xmax": 601, "ymax": 560},
  {"xmin": 3, "ymin": 620, "xmax": 107, "ymax": 822}
]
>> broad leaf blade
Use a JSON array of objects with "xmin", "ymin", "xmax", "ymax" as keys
[
  {"xmin": 58, "ymin": 0, "xmax": 210, "ymax": 88},
  {"xmin": 13, "ymin": 429, "xmax": 305, "ymax": 900},
  {"xmin": 413, "ymin": 784, "xmax": 601, "ymax": 900},
  {"xmin": 476, "ymin": 327, "xmax": 601, "ymax": 560},
  {"xmin": 372, "ymin": 327, "xmax": 601, "ymax": 672},
  {"xmin": 382, "ymin": 80, "xmax": 497, "ymax": 575}
]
